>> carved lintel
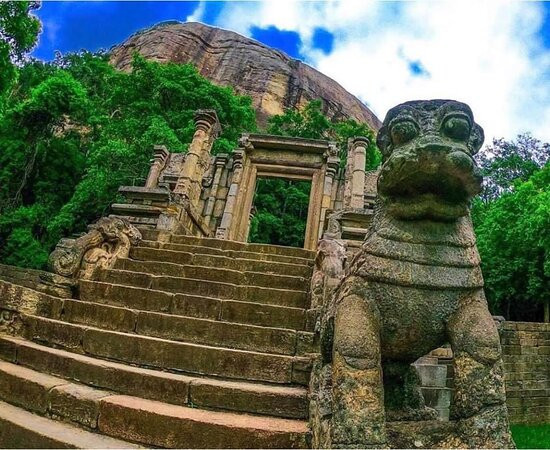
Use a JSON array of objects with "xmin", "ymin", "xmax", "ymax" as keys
[{"xmin": 48, "ymin": 217, "xmax": 142, "ymax": 280}]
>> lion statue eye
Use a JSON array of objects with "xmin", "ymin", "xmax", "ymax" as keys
[
  {"xmin": 442, "ymin": 116, "xmax": 471, "ymax": 141},
  {"xmin": 390, "ymin": 120, "xmax": 418, "ymax": 145}
]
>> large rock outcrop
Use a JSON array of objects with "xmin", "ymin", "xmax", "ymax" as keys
[{"xmin": 109, "ymin": 21, "xmax": 381, "ymax": 130}]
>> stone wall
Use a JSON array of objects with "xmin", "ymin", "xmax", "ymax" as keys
[{"xmin": 501, "ymin": 321, "xmax": 550, "ymax": 425}]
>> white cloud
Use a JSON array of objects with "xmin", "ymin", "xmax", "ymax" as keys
[
  {"xmin": 194, "ymin": 0, "xmax": 550, "ymax": 145},
  {"xmin": 186, "ymin": 2, "xmax": 206, "ymax": 23}
]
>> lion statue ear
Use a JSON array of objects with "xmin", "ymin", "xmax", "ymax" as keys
[
  {"xmin": 376, "ymin": 126, "xmax": 392, "ymax": 160},
  {"xmin": 469, "ymin": 123, "xmax": 485, "ymax": 155}
]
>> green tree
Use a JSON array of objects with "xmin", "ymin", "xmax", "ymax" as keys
[
  {"xmin": 475, "ymin": 133, "xmax": 549, "ymax": 203},
  {"xmin": 474, "ymin": 164, "xmax": 550, "ymax": 322},
  {"xmin": 0, "ymin": 52, "xmax": 256, "ymax": 268},
  {"xmin": 248, "ymin": 179, "xmax": 311, "ymax": 248},
  {"xmin": 0, "ymin": 1, "xmax": 40, "ymax": 103}
]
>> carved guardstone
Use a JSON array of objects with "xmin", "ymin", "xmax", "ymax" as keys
[
  {"xmin": 48, "ymin": 217, "xmax": 142, "ymax": 280},
  {"xmin": 312, "ymin": 100, "xmax": 514, "ymax": 448}
]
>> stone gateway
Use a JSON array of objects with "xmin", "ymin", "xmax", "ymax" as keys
[{"xmin": 312, "ymin": 100, "xmax": 514, "ymax": 448}]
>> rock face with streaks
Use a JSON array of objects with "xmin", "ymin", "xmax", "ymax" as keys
[{"xmin": 109, "ymin": 21, "xmax": 381, "ymax": 129}]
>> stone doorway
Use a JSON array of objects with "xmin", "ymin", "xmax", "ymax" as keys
[{"xmin": 216, "ymin": 134, "xmax": 340, "ymax": 251}]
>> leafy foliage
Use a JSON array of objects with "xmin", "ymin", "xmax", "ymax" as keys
[
  {"xmin": 248, "ymin": 100, "xmax": 379, "ymax": 247},
  {"xmin": 0, "ymin": 1, "xmax": 40, "ymax": 103},
  {"xmin": 248, "ymin": 179, "xmax": 311, "ymax": 247},
  {"xmin": 0, "ymin": 52, "xmax": 256, "ymax": 268},
  {"xmin": 473, "ymin": 135, "xmax": 550, "ymax": 321},
  {"xmin": 475, "ymin": 133, "xmax": 549, "ymax": 203}
]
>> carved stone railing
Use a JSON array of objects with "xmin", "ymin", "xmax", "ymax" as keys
[
  {"xmin": 308, "ymin": 231, "xmax": 347, "ymax": 449},
  {"xmin": 48, "ymin": 217, "xmax": 141, "ymax": 280}
]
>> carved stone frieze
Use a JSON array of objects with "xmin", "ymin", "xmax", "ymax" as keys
[{"xmin": 48, "ymin": 217, "xmax": 142, "ymax": 280}]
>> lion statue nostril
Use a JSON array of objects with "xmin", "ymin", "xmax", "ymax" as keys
[{"xmin": 447, "ymin": 150, "xmax": 474, "ymax": 171}]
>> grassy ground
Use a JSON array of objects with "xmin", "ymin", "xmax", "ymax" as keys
[{"xmin": 511, "ymin": 424, "xmax": 550, "ymax": 449}]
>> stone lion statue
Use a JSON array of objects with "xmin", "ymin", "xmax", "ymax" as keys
[{"xmin": 320, "ymin": 100, "xmax": 514, "ymax": 448}]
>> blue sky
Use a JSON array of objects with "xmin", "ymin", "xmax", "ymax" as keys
[
  {"xmin": 32, "ymin": 1, "xmax": 550, "ymax": 144},
  {"xmin": 33, "ymin": 1, "xmax": 335, "ymax": 60}
]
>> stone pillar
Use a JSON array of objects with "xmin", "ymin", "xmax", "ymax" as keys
[
  {"xmin": 350, "ymin": 136, "xmax": 369, "ymax": 209},
  {"xmin": 174, "ymin": 110, "xmax": 220, "ymax": 207},
  {"xmin": 144, "ymin": 145, "xmax": 170, "ymax": 188},
  {"xmin": 319, "ymin": 143, "xmax": 340, "ymax": 239},
  {"xmin": 203, "ymin": 153, "xmax": 228, "ymax": 226},
  {"xmin": 216, "ymin": 150, "xmax": 244, "ymax": 240}
]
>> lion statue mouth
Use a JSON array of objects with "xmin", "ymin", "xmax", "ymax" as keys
[{"xmin": 376, "ymin": 100, "xmax": 484, "ymax": 221}]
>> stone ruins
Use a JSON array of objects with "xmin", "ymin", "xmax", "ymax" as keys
[{"xmin": 0, "ymin": 99, "xmax": 547, "ymax": 448}]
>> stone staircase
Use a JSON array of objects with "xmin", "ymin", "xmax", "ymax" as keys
[
  {"xmin": 414, "ymin": 350, "xmax": 454, "ymax": 421},
  {"xmin": 0, "ymin": 230, "xmax": 316, "ymax": 448}
]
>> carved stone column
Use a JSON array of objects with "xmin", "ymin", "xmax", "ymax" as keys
[
  {"xmin": 203, "ymin": 153, "xmax": 228, "ymax": 226},
  {"xmin": 320, "ymin": 142, "xmax": 340, "ymax": 239},
  {"xmin": 216, "ymin": 150, "xmax": 244, "ymax": 239},
  {"xmin": 144, "ymin": 145, "xmax": 170, "ymax": 188},
  {"xmin": 174, "ymin": 110, "xmax": 220, "ymax": 208},
  {"xmin": 350, "ymin": 136, "xmax": 369, "ymax": 208}
]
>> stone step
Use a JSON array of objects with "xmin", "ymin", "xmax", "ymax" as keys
[
  {"xmin": 78, "ymin": 281, "xmax": 310, "ymax": 331},
  {"xmin": 421, "ymin": 386, "xmax": 452, "ymax": 409},
  {"xmin": 96, "ymin": 269, "xmax": 309, "ymax": 309},
  {"xmin": 0, "ymin": 263, "xmax": 72, "ymax": 298},
  {"xmin": 59, "ymin": 298, "xmax": 315, "ymax": 356},
  {"xmin": 0, "ymin": 360, "xmax": 112, "ymax": 429},
  {"xmin": 130, "ymin": 246, "xmax": 313, "ymax": 278},
  {"xmin": 115, "ymin": 258, "xmax": 309, "ymax": 291},
  {"xmin": 0, "ymin": 400, "xmax": 139, "ymax": 449},
  {"xmin": 140, "ymin": 229, "xmax": 315, "ymax": 260},
  {"xmin": 415, "ymin": 364, "xmax": 448, "ymax": 388},
  {"xmin": 23, "ymin": 315, "xmax": 312, "ymax": 385},
  {"xmin": 138, "ymin": 239, "xmax": 313, "ymax": 266},
  {"xmin": 98, "ymin": 395, "xmax": 309, "ymax": 448},
  {"xmin": 0, "ymin": 335, "xmax": 308, "ymax": 419},
  {"xmin": 0, "ymin": 360, "xmax": 309, "ymax": 448}
]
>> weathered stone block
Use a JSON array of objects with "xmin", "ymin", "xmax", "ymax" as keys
[
  {"xmin": 0, "ymin": 361, "xmax": 63, "ymax": 414},
  {"xmin": 49, "ymin": 384, "xmax": 111, "ymax": 429},
  {"xmin": 63, "ymin": 299, "xmax": 137, "ymax": 332},
  {"xmin": 24, "ymin": 316, "xmax": 83, "ymax": 352},
  {"xmin": 189, "ymin": 378, "xmax": 307, "ymax": 419},
  {"xmin": 220, "ymin": 299, "xmax": 305, "ymax": 330},
  {"xmin": 83, "ymin": 327, "xmax": 295, "ymax": 384},
  {"xmin": 170, "ymin": 293, "xmax": 221, "ymax": 319},
  {"xmin": 98, "ymin": 395, "xmax": 308, "ymax": 449},
  {"xmin": 0, "ymin": 339, "xmax": 17, "ymax": 362},
  {"xmin": 415, "ymin": 364, "xmax": 448, "ymax": 388}
]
